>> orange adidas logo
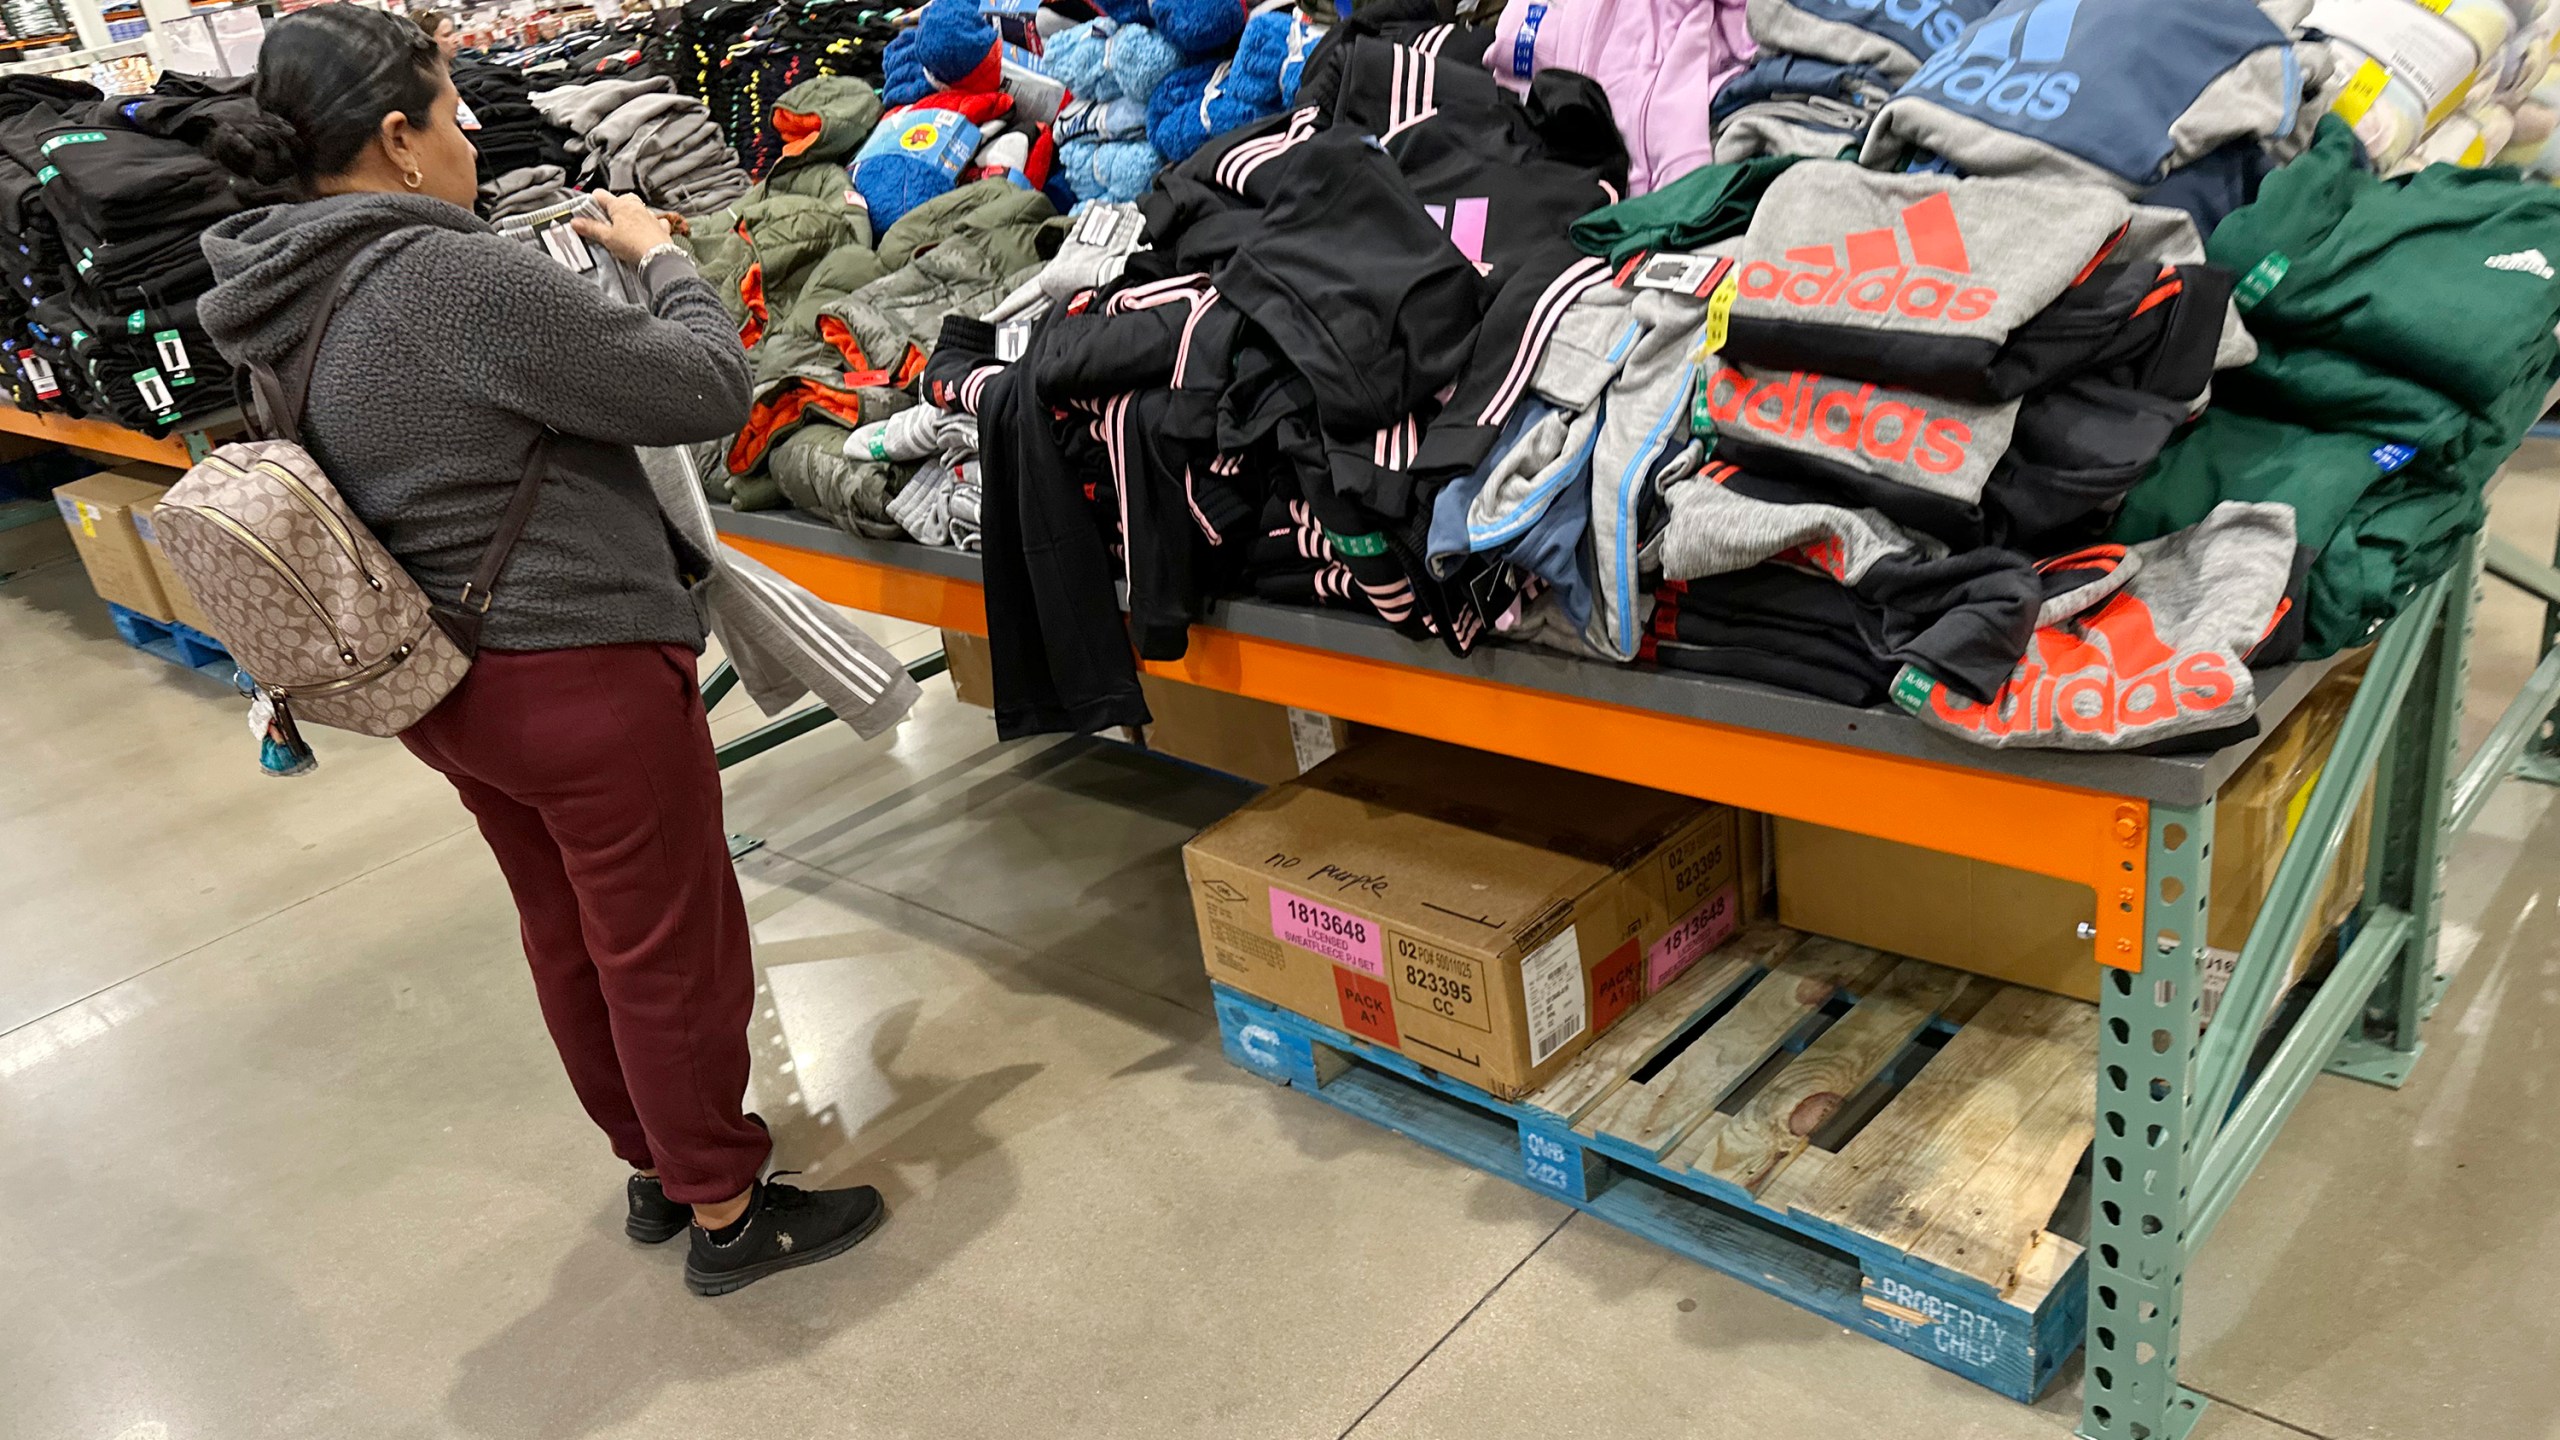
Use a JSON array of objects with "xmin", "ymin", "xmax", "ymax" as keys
[
  {"xmin": 1738, "ymin": 192, "xmax": 1998, "ymax": 322},
  {"xmin": 1700, "ymin": 367, "xmax": 1976, "ymax": 476},
  {"xmin": 1922, "ymin": 592, "xmax": 2241, "ymax": 739}
]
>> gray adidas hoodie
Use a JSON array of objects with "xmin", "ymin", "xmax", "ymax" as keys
[{"xmin": 197, "ymin": 191, "xmax": 752, "ymax": 653}]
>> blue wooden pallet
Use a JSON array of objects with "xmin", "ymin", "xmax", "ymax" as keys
[
  {"xmin": 107, "ymin": 602, "xmax": 235, "ymax": 678},
  {"xmin": 1214, "ymin": 927, "xmax": 2094, "ymax": 1403}
]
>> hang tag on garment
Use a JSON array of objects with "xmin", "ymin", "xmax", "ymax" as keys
[
  {"xmin": 539, "ymin": 219, "xmax": 595, "ymax": 272},
  {"xmin": 1699, "ymin": 270, "xmax": 1738, "ymax": 355},
  {"xmin": 246, "ymin": 688, "xmax": 275, "ymax": 740},
  {"xmin": 153, "ymin": 328, "xmax": 189, "ymax": 376},
  {"xmin": 1630, "ymin": 252, "xmax": 1732, "ymax": 299},
  {"xmin": 996, "ymin": 316, "xmax": 1034, "ymax": 362},
  {"xmin": 455, "ymin": 98, "xmax": 482, "ymax": 131},
  {"xmin": 1067, "ymin": 203, "xmax": 1141, "ymax": 254},
  {"xmin": 20, "ymin": 349, "xmax": 57, "ymax": 398},
  {"xmin": 133, "ymin": 367, "xmax": 174, "ymax": 413}
]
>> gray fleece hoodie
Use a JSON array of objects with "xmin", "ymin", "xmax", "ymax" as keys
[{"xmin": 198, "ymin": 191, "xmax": 752, "ymax": 652}]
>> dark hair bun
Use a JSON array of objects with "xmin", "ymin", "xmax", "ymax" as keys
[{"xmin": 206, "ymin": 108, "xmax": 301, "ymax": 186}]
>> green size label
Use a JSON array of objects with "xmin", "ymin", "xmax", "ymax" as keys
[
  {"xmin": 127, "ymin": 310, "xmax": 147, "ymax": 333},
  {"xmin": 1327, "ymin": 530, "xmax": 1389, "ymax": 557},
  {"xmin": 1888, "ymin": 666, "xmax": 1938, "ymax": 714},
  {"xmin": 2234, "ymin": 253, "xmax": 2289, "ymax": 312},
  {"xmin": 38, "ymin": 131, "xmax": 104, "ymax": 155}
]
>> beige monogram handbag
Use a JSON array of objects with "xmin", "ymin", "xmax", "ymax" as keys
[{"xmin": 153, "ymin": 242, "xmax": 547, "ymax": 740}]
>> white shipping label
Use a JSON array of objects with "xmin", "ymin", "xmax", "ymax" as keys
[
  {"xmin": 2310, "ymin": 0, "xmax": 2483, "ymax": 113},
  {"xmin": 1520, "ymin": 926, "xmax": 1587, "ymax": 1067},
  {"xmin": 2198, "ymin": 946, "xmax": 2238, "ymax": 1026},
  {"xmin": 1286, "ymin": 707, "xmax": 1339, "ymax": 774}
]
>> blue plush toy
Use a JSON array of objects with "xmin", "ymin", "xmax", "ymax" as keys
[
  {"xmin": 1043, "ymin": 17, "xmax": 1120, "ymax": 102},
  {"xmin": 916, "ymin": 0, "xmax": 1003, "ymax": 90},
  {"xmin": 1148, "ymin": 0, "xmax": 1247, "ymax": 55},
  {"xmin": 1223, "ymin": 10, "xmax": 1291, "ymax": 109},
  {"xmin": 1145, "ymin": 57, "xmax": 1221, "ymax": 163},
  {"xmin": 882, "ymin": 29, "xmax": 932, "ymax": 106},
  {"xmin": 1062, "ymin": 136, "xmax": 1161, "ymax": 202},
  {"xmin": 1104, "ymin": 22, "xmax": 1182, "ymax": 101}
]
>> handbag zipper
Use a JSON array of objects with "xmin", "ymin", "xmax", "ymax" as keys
[
  {"xmin": 269, "ymin": 636, "xmax": 426, "ymax": 700},
  {"xmin": 254, "ymin": 459, "xmax": 381, "ymax": 590},
  {"xmin": 163, "ymin": 501, "xmax": 363, "ymax": 665},
  {"xmin": 199, "ymin": 453, "xmax": 382, "ymax": 591}
]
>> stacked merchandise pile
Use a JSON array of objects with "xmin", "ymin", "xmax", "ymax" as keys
[
  {"xmin": 649, "ymin": 0, "xmax": 907, "ymax": 176},
  {"xmin": 678, "ymin": 73, "xmax": 1064, "ymax": 527},
  {"xmin": 0, "ymin": 72, "xmax": 285, "ymax": 435},
  {"xmin": 452, "ymin": 56, "xmax": 579, "ymax": 202},
  {"xmin": 2308, "ymin": 0, "xmax": 2560, "ymax": 172},
  {"xmin": 769, "ymin": 0, "xmax": 2560, "ymax": 756},
  {"xmin": 533, "ymin": 75, "xmax": 759, "ymax": 215}
]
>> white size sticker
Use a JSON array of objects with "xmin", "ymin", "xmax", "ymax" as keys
[
  {"xmin": 1520, "ymin": 925, "xmax": 1586, "ymax": 1066},
  {"xmin": 1287, "ymin": 707, "xmax": 1339, "ymax": 774}
]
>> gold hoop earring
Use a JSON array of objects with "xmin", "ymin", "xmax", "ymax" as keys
[{"xmin": 402, "ymin": 169, "xmax": 423, "ymax": 190}]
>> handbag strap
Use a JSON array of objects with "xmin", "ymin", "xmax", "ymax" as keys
[
  {"xmin": 250, "ymin": 233, "xmax": 397, "ymax": 444},
  {"xmin": 439, "ymin": 430, "xmax": 553, "ymax": 654},
  {"xmin": 243, "ymin": 228, "xmax": 555, "ymax": 656}
]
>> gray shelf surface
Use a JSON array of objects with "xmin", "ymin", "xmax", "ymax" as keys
[{"xmin": 717, "ymin": 505, "xmax": 2342, "ymax": 807}]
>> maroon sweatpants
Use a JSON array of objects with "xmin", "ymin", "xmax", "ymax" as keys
[{"xmin": 402, "ymin": 643, "xmax": 770, "ymax": 1205}]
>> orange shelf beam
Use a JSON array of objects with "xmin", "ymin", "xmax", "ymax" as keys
[
  {"xmin": 0, "ymin": 406, "xmax": 194, "ymax": 468},
  {"xmin": 728, "ymin": 534, "xmax": 2153, "ymax": 970}
]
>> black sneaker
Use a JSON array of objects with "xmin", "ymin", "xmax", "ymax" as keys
[
  {"xmin": 627, "ymin": 1173, "xmax": 689, "ymax": 1244},
  {"xmin": 626, "ymin": 1115, "xmax": 770, "ymax": 1245},
  {"xmin": 684, "ymin": 1174, "xmax": 887, "ymax": 1297}
]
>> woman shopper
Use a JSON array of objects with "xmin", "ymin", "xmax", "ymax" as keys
[
  {"xmin": 414, "ymin": 8, "xmax": 462, "ymax": 61},
  {"xmin": 197, "ymin": 3, "xmax": 886, "ymax": 1296}
]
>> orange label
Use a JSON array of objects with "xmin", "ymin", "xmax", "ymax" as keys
[
  {"xmin": 1334, "ymin": 969, "xmax": 1399, "ymax": 1047},
  {"xmin": 1591, "ymin": 938, "xmax": 1641, "ymax": 1034}
]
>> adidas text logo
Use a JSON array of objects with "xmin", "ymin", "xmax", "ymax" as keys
[
  {"xmin": 1702, "ymin": 368, "xmax": 1977, "ymax": 476},
  {"xmin": 1812, "ymin": 0, "xmax": 1975, "ymax": 55},
  {"xmin": 2486, "ymin": 248, "xmax": 2555, "ymax": 280},
  {"xmin": 1905, "ymin": 0, "xmax": 2082, "ymax": 121},
  {"xmin": 1738, "ymin": 191, "xmax": 1997, "ymax": 321}
]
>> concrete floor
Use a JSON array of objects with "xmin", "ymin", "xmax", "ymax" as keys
[{"xmin": 5, "ymin": 457, "xmax": 2560, "ymax": 1440}]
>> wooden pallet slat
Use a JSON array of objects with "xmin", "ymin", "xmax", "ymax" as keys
[
  {"xmin": 1680, "ymin": 957, "xmax": 1976, "ymax": 1197},
  {"xmin": 1524, "ymin": 922, "xmax": 1799, "ymax": 1124},
  {"xmin": 1579, "ymin": 937, "xmax": 1890, "ymax": 1158},
  {"xmin": 1764, "ymin": 986, "xmax": 2097, "ymax": 1292}
]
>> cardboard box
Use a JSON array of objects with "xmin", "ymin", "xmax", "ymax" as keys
[
  {"xmin": 1185, "ymin": 734, "xmax": 1743, "ymax": 1097},
  {"xmin": 132, "ymin": 500, "xmax": 219, "ymax": 636},
  {"xmin": 1774, "ymin": 659, "xmax": 2376, "ymax": 1012},
  {"xmin": 941, "ymin": 628, "xmax": 994, "ymax": 708},
  {"xmin": 1137, "ymin": 671, "xmax": 1353, "ymax": 786},
  {"xmin": 942, "ymin": 627, "xmax": 1357, "ymax": 785},
  {"xmin": 52, "ymin": 470, "xmax": 173, "ymax": 621}
]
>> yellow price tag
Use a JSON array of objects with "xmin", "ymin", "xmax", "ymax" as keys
[
  {"xmin": 77, "ymin": 502, "xmax": 95, "ymax": 537},
  {"xmin": 2331, "ymin": 58, "xmax": 2390, "ymax": 125},
  {"xmin": 2417, "ymin": 0, "xmax": 2451, "ymax": 13},
  {"xmin": 1701, "ymin": 271, "xmax": 1738, "ymax": 355},
  {"xmin": 2425, "ymin": 73, "xmax": 2476, "ymax": 130}
]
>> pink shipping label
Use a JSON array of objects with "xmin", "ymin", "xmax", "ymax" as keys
[
  {"xmin": 1647, "ymin": 883, "xmax": 1738, "ymax": 991},
  {"xmin": 1270, "ymin": 888, "xmax": 1384, "ymax": 977}
]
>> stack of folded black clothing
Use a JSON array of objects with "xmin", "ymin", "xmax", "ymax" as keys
[
  {"xmin": 0, "ymin": 71, "xmax": 285, "ymax": 433},
  {"xmin": 653, "ymin": 0, "xmax": 905, "ymax": 176},
  {"xmin": 453, "ymin": 57, "xmax": 578, "ymax": 187}
]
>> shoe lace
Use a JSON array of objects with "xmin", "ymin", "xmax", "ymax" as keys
[{"xmin": 758, "ymin": 1170, "xmax": 815, "ymax": 1212}]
